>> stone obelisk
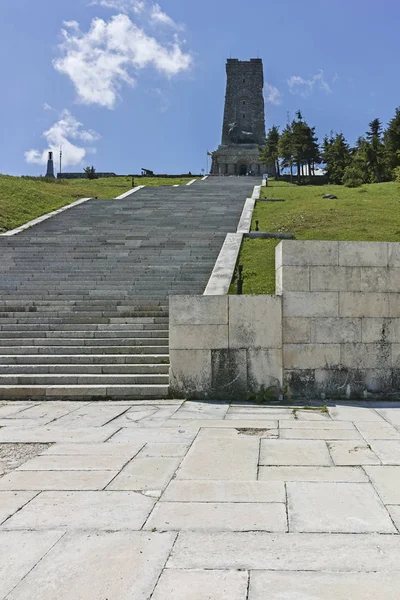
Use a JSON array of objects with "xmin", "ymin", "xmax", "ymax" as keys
[{"xmin": 45, "ymin": 151, "xmax": 55, "ymax": 178}]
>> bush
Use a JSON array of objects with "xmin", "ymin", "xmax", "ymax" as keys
[
  {"xmin": 342, "ymin": 166, "xmax": 364, "ymax": 188},
  {"xmin": 395, "ymin": 166, "xmax": 400, "ymax": 183}
]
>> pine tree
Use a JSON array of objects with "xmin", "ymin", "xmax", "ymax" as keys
[
  {"xmin": 384, "ymin": 107, "xmax": 400, "ymax": 174},
  {"xmin": 278, "ymin": 125, "xmax": 295, "ymax": 182},
  {"xmin": 260, "ymin": 126, "xmax": 280, "ymax": 177},
  {"xmin": 365, "ymin": 118, "xmax": 388, "ymax": 182},
  {"xmin": 290, "ymin": 111, "xmax": 320, "ymax": 182},
  {"xmin": 322, "ymin": 132, "xmax": 352, "ymax": 184}
]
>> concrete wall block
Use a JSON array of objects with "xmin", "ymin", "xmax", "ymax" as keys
[
  {"xmin": 276, "ymin": 266, "xmax": 283, "ymax": 296},
  {"xmin": 388, "ymin": 244, "xmax": 400, "ymax": 267},
  {"xmin": 211, "ymin": 349, "xmax": 247, "ymax": 400},
  {"xmin": 283, "ymin": 318, "xmax": 311, "ymax": 344},
  {"xmin": 339, "ymin": 292, "xmax": 390, "ymax": 318},
  {"xmin": 229, "ymin": 295, "xmax": 282, "ymax": 349},
  {"xmin": 247, "ymin": 348, "xmax": 283, "ymax": 392},
  {"xmin": 283, "ymin": 292, "xmax": 339, "ymax": 318},
  {"xmin": 360, "ymin": 268, "xmax": 390, "ymax": 293},
  {"xmin": 338, "ymin": 242, "xmax": 388, "ymax": 267},
  {"xmin": 169, "ymin": 295, "xmax": 228, "ymax": 326},
  {"xmin": 276, "ymin": 241, "xmax": 339, "ymax": 269},
  {"xmin": 169, "ymin": 324, "xmax": 228, "ymax": 350},
  {"xmin": 311, "ymin": 318, "xmax": 362, "ymax": 344},
  {"xmin": 389, "ymin": 294, "xmax": 400, "ymax": 317},
  {"xmin": 361, "ymin": 318, "xmax": 396, "ymax": 343},
  {"xmin": 314, "ymin": 368, "xmax": 392, "ymax": 398},
  {"xmin": 277, "ymin": 266, "xmax": 310, "ymax": 293},
  {"xmin": 341, "ymin": 343, "xmax": 391, "ymax": 369},
  {"xmin": 392, "ymin": 345, "xmax": 400, "ymax": 368},
  {"xmin": 169, "ymin": 350, "xmax": 212, "ymax": 399},
  {"xmin": 310, "ymin": 267, "xmax": 361, "ymax": 292},
  {"xmin": 283, "ymin": 344, "xmax": 340, "ymax": 370}
]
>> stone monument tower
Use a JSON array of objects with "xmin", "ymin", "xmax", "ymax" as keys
[
  {"xmin": 45, "ymin": 151, "xmax": 55, "ymax": 178},
  {"xmin": 211, "ymin": 58, "xmax": 268, "ymax": 176}
]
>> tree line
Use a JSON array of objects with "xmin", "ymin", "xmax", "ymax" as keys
[{"xmin": 259, "ymin": 108, "xmax": 400, "ymax": 187}]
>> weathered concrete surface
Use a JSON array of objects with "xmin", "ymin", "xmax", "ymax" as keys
[{"xmin": 0, "ymin": 400, "xmax": 400, "ymax": 597}]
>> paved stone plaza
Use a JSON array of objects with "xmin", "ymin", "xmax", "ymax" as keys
[{"xmin": 1, "ymin": 400, "xmax": 400, "ymax": 597}]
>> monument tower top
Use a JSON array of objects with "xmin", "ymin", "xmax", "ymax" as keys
[
  {"xmin": 211, "ymin": 58, "xmax": 269, "ymax": 176},
  {"xmin": 222, "ymin": 58, "xmax": 266, "ymax": 146}
]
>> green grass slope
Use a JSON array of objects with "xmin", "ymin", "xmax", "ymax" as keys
[
  {"xmin": 231, "ymin": 180, "xmax": 400, "ymax": 295},
  {"xmin": 0, "ymin": 175, "xmax": 197, "ymax": 231}
]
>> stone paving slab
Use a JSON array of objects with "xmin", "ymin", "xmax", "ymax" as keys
[
  {"xmin": 369, "ymin": 440, "xmax": 400, "ymax": 464},
  {"xmin": 0, "ymin": 426, "xmax": 118, "ymax": 443},
  {"xmin": 279, "ymin": 419, "xmax": 357, "ymax": 429},
  {"xmin": 163, "ymin": 419, "xmax": 278, "ymax": 429},
  {"xmin": 0, "ymin": 491, "xmax": 38, "ymax": 524},
  {"xmin": 51, "ymin": 405, "xmax": 129, "ymax": 427},
  {"xmin": 107, "ymin": 456, "xmax": 181, "ymax": 490},
  {"xmin": 3, "ymin": 491, "xmax": 155, "ymax": 530},
  {"xmin": 145, "ymin": 501, "xmax": 287, "ymax": 532},
  {"xmin": 287, "ymin": 482, "xmax": 396, "ymax": 533},
  {"xmin": 5, "ymin": 531, "xmax": 176, "ymax": 600},
  {"xmin": 152, "ymin": 569, "xmax": 248, "ymax": 600},
  {"xmin": 327, "ymin": 441, "xmax": 381, "ymax": 465},
  {"xmin": 329, "ymin": 406, "xmax": 385, "ymax": 422},
  {"xmin": 375, "ymin": 408, "xmax": 400, "ymax": 425},
  {"xmin": 0, "ymin": 470, "xmax": 116, "ymax": 491},
  {"xmin": 109, "ymin": 426, "xmax": 197, "ymax": 444},
  {"xmin": 353, "ymin": 420, "xmax": 400, "ymax": 440},
  {"xmin": 162, "ymin": 480, "xmax": 285, "ymax": 503},
  {"xmin": 177, "ymin": 436, "xmax": 259, "ymax": 480},
  {"xmin": 140, "ymin": 442, "xmax": 190, "ymax": 457},
  {"xmin": 279, "ymin": 428, "xmax": 364, "ymax": 440},
  {"xmin": 364, "ymin": 466, "xmax": 400, "ymax": 503},
  {"xmin": 0, "ymin": 530, "xmax": 64, "ymax": 598},
  {"xmin": 259, "ymin": 440, "xmax": 332, "ymax": 466},
  {"xmin": 168, "ymin": 532, "xmax": 400, "ymax": 571},
  {"xmin": 249, "ymin": 571, "xmax": 400, "ymax": 599},
  {"xmin": 17, "ymin": 453, "xmax": 132, "ymax": 471},
  {"xmin": 258, "ymin": 466, "xmax": 369, "ymax": 482},
  {"xmin": 41, "ymin": 442, "xmax": 145, "ymax": 456}
]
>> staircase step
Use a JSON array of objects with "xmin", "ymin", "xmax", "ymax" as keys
[
  {"xmin": 0, "ymin": 354, "xmax": 169, "ymax": 365},
  {"xmin": 0, "ymin": 384, "xmax": 170, "ymax": 400}
]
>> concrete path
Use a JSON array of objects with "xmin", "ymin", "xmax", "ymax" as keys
[{"xmin": 1, "ymin": 400, "xmax": 400, "ymax": 598}]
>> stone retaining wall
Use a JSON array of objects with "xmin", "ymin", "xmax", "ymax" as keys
[
  {"xmin": 169, "ymin": 295, "xmax": 282, "ymax": 400},
  {"xmin": 169, "ymin": 240, "xmax": 400, "ymax": 400},
  {"xmin": 279, "ymin": 240, "xmax": 400, "ymax": 399}
]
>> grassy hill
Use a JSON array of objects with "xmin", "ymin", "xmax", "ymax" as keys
[
  {"xmin": 231, "ymin": 180, "xmax": 400, "ymax": 295},
  {"xmin": 0, "ymin": 175, "xmax": 197, "ymax": 231}
]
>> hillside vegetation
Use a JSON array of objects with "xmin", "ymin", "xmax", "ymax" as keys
[
  {"xmin": 231, "ymin": 180, "xmax": 400, "ymax": 295},
  {"xmin": 0, "ymin": 175, "xmax": 197, "ymax": 231}
]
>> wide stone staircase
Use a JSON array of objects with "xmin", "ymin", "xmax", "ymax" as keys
[{"xmin": 0, "ymin": 177, "xmax": 258, "ymax": 400}]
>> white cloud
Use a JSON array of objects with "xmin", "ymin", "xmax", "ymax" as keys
[
  {"xmin": 63, "ymin": 20, "xmax": 80, "ymax": 30},
  {"xmin": 287, "ymin": 70, "xmax": 332, "ymax": 98},
  {"xmin": 25, "ymin": 110, "xmax": 100, "ymax": 168},
  {"xmin": 43, "ymin": 102, "xmax": 54, "ymax": 111},
  {"xmin": 53, "ymin": 14, "xmax": 192, "ymax": 108},
  {"xmin": 150, "ymin": 3, "xmax": 181, "ymax": 28},
  {"xmin": 264, "ymin": 83, "xmax": 282, "ymax": 106},
  {"xmin": 90, "ymin": 0, "xmax": 145, "ymax": 14}
]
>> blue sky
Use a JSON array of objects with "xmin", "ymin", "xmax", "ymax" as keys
[{"xmin": 1, "ymin": 0, "xmax": 399, "ymax": 176}]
